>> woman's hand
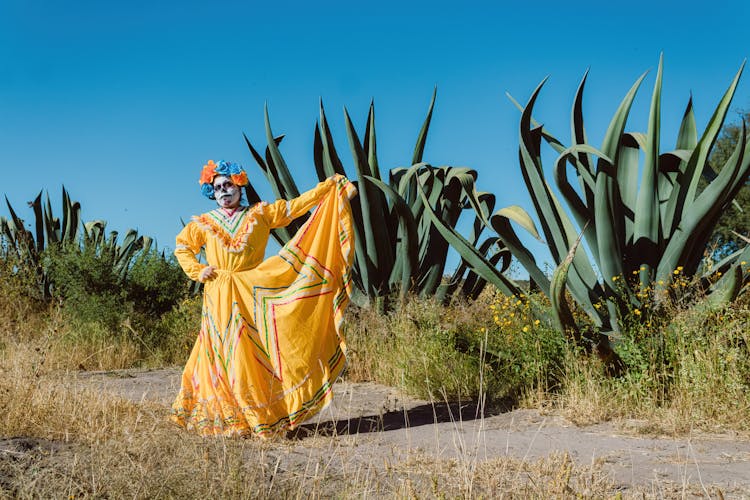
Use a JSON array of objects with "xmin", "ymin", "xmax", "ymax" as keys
[{"xmin": 198, "ymin": 265, "xmax": 217, "ymax": 283}]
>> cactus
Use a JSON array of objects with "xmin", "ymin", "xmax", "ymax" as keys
[
  {"xmin": 242, "ymin": 92, "xmax": 521, "ymax": 306},
  {"xmin": 1, "ymin": 187, "xmax": 152, "ymax": 299},
  {"xmin": 494, "ymin": 56, "xmax": 750, "ymax": 346}
]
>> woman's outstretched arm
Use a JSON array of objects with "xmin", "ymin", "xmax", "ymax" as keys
[{"xmin": 264, "ymin": 176, "xmax": 341, "ymax": 229}]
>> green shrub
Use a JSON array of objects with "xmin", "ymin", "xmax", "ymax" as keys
[
  {"xmin": 41, "ymin": 243, "xmax": 192, "ymax": 364},
  {"xmin": 343, "ymin": 292, "xmax": 568, "ymax": 404},
  {"xmin": 126, "ymin": 251, "xmax": 191, "ymax": 318},
  {"xmin": 143, "ymin": 295, "xmax": 202, "ymax": 366},
  {"xmin": 43, "ymin": 243, "xmax": 128, "ymax": 333}
]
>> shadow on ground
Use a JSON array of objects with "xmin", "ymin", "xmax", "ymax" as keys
[{"xmin": 290, "ymin": 399, "xmax": 513, "ymax": 439}]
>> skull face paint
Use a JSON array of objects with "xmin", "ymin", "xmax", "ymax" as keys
[{"xmin": 212, "ymin": 175, "xmax": 241, "ymax": 209}]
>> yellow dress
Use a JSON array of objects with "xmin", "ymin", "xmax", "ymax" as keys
[{"xmin": 171, "ymin": 176, "xmax": 356, "ymax": 437}]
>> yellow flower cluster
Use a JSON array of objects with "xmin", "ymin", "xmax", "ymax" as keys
[{"xmin": 486, "ymin": 292, "xmax": 538, "ymax": 338}]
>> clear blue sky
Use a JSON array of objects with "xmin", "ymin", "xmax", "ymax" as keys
[{"xmin": 2, "ymin": 0, "xmax": 749, "ymax": 271}]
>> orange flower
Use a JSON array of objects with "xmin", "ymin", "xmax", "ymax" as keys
[
  {"xmin": 199, "ymin": 160, "xmax": 217, "ymax": 185},
  {"xmin": 231, "ymin": 171, "xmax": 248, "ymax": 186}
]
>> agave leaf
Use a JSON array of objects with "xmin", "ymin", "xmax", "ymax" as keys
[
  {"xmin": 590, "ymin": 145, "xmax": 626, "ymax": 289},
  {"xmin": 363, "ymin": 175, "xmax": 418, "ymax": 298},
  {"xmin": 665, "ymin": 62, "xmax": 745, "ymax": 236},
  {"xmin": 518, "ymin": 85, "xmax": 605, "ymax": 321},
  {"xmin": 466, "ymin": 191, "xmax": 495, "ymax": 246},
  {"xmin": 264, "ymin": 106, "xmax": 300, "ymax": 199},
  {"xmin": 141, "ymin": 236, "xmax": 153, "ymax": 255},
  {"xmin": 243, "ymin": 132, "xmax": 271, "ymax": 176},
  {"xmin": 706, "ymin": 264, "xmax": 744, "ymax": 307},
  {"xmin": 617, "ymin": 134, "xmax": 641, "ymax": 236},
  {"xmin": 416, "ymin": 173, "xmax": 522, "ymax": 297},
  {"xmin": 598, "ymin": 70, "xmax": 648, "ymax": 267},
  {"xmin": 43, "ymin": 192, "xmax": 61, "ymax": 245},
  {"xmin": 550, "ymin": 227, "xmax": 585, "ymax": 340},
  {"xmin": 493, "ymin": 205, "xmax": 542, "ymax": 241},
  {"xmin": 4, "ymin": 195, "xmax": 26, "ymax": 235},
  {"xmin": 318, "ymin": 101, "xmax": 346, "ymax": 177},
  {"xmin": 675, "ymin": 96, "xmax": 698, "ymax": 150},
  {"xmin": 246, "ymin": 130, "xmax": 300, "ymax": 245},
  {"xmin": 657, "ymin": 149, "xmax": 693, "ymax": 226},
  {"xmin": 632, "ymin": 55, "xmax": 664, "ymax": 286},
  {"xmin": 490, "ymin": 214, "xmax": 549, "ymax": 294},
  {"xmin": 312, "ymin": 124, "xmax": 329, "ymax": 180},
  {"xmin": 243, "ymin": 182, "xmax": 262, "ymax": 207},
  {"xmin": 571, "ymin": 71, "xmax": 594, "ymax": 179},
  {"xmin": 683, "ymin": 124, "xmax": 749, "ymax": 267},
  {"xmin": 412, "ymin": 87, "xmax": 437, "ymax": 165},
  {"xmin": 344, "ymin": 107, "xmax": 394, "ymax": 293},
  {"xmin": 458, "ymin": 239, "xmax": 509, "ymax": 300},
  {"xmin": 30, "ymin": 192, "xmax": 43, "ymax": 254},
  {"xmin": 554, "ymin": 144, "xmax": 611, "ymax": 263},
  {"xmin": 659, "ymin": 121, "xmax": 750, "ymax": 282},
  {"xmin": 63, "ymin": 187, "xmax": 81, "ymax": 243},
  {"xmin": 506, "ymin": 90, "xmax": 567, "ymax": 154},
  {"xmin": 657, "ymin": 127, "xmax": 750, "ymax": 281},
  {"xmin": 362, "ymin": 101, "xmax": 381, "ymax": 180}
]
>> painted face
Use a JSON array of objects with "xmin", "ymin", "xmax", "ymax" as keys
[{"xmin": 212, "ymin": 175, "xmax": 241, "ymax": 209}]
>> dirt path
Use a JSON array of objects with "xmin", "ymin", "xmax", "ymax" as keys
[{"xmin": 78, "ymin": 368, "xmax": 750, "ymax": 495}]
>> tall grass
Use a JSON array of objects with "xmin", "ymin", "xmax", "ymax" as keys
[
  {"xmin": 551, "ymin": 300, "xmax": 750, "ymax": 433},
  {"xmin": 343, "ymin": 292, "xmax": 567, "ymax": 406},
  {"xmin": 1, "ymin": 252, "xmax": 748, "ymax": 495},
  {"xmin": 0, "ymin": 344, "xmax": 620, "ymax": 498},
  {"xmin": 343, "ymin": 288, "xmax": 750, "ymax": 435}
]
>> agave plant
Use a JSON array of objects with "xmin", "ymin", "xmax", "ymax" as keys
[
  {"xmin": 81, "ymin": 220, "xmax": 153, "ymax": 282},
  {"xmin": 492, "ymin": 56, "xmax": 750, "ymax": 351},
  {"xmin": 242, "ymin": 92, "xmax": 521, "ymax": 307},
  {"xmin": 1, "ymin": 187, "xmax": 153, "ymax": 299},
  {"xmin": 0, "ymin": 187, "xmax": 81, "ymax": 298}
]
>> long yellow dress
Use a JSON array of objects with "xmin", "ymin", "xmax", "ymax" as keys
[{"xmin": 171, "ymin": 175, "xmax": 356, "ymax": 437}]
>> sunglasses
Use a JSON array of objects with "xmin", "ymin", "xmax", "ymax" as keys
[{"xmin": 212, "ymin": 181, "xmax": 237, "ymax": 193}]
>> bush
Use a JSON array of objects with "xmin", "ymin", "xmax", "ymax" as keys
[
  {"xmin": 0, "ymin": 246, "xmax": 48, "ymax": 340},
  {"xmin": 43, "ymin": 243, "xmax": 128, "ymax": 332},
  {"xmin": 343, "ymin": 291, "xmax": 568, "ymax": 405},
  {"xmin": 126, "ymin": 251, "xmax": 191, "ymax": 318},
  {"xmin": 42, "ymin": 243, "xmax": 192, "ymax": 364},
  {"xmin": 143, "ymin": 295, "xmax": 202, "ymax": 366}
]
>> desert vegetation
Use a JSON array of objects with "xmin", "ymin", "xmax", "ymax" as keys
[{"xmin": 1, "ymin": 57, "xmax": 749, "ymax": 496}]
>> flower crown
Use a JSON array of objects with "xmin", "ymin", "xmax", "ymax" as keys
[{"xmin": 199, "ymin": 160, "xmax": 249, "ymax": 199}]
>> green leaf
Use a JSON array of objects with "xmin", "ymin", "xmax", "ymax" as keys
[{"xmin": 411, "ymin": 87, "xmax": 437, "ymax": 165}]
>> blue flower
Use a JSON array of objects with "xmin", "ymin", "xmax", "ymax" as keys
[
  {"xmin": 215, "ymin": 160, "xmax": 244, "ymax": 176},
  {"xmin": 201, "ymin": 182, "xmax": 216, "ymax": 200},
  {"xmin": 214, "ymin": 161, "xmax": 231, "ymax": 176}
]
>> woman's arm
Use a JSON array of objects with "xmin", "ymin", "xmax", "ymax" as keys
[
  {"xmin": 174, "ymin": 222, "xmax": 209, "ymax": 281},
  {"xmin": 264, "ymin": 176, "xmax": 337, "ymax": 229}
]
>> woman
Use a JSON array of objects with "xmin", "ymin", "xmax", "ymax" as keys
[{"xmin": 171, "ymin": 159, "xmax": 356, "ymax": 438}]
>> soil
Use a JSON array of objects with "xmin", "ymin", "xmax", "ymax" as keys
[{"xmin": 19, "ymin": 368, "xmax": 750, "ymax": 495}]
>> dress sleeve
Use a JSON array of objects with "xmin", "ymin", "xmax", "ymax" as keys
[
  {"xmin": 174, "ymin": 221, "xmax": 207, "ymax": 281},
  {"xmin": 263, "ymin": 177, "xmax": 335, "ymax": 229}
]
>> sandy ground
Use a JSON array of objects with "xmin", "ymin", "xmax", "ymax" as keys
[{"xmin": 68, "ymin": 368, "xmax": 750, "ymax": 495}]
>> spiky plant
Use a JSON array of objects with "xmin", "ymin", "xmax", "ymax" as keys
[
  {"xmin": 242, "ymin": 92, "xmax": 522, "ymax": 307},
  {"xmin": 1, "ymin": 187, "xmax": 81, "ymax": 298},
  {"xmin": 493, "ymin": 56, "xmax": 750, "ymax": 353},
  {"xmin": 1, "ymin": 187, "xmax": 154, "ymax": 299}
]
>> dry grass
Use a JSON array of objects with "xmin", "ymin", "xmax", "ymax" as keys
[
  {"xmin": 0, "ymin": 350, "xmax": 739, "ymax": 498},
  {"xmin": 1, "ymin": 264, "xmax": 749, "ymax": 496},
  {"xmin": 533, "ymin": 302, "xmax": 750, "ymax": 436},
  {"xmin": 0, "ymin": 341, "xmax": 627, "ymax": 498}
]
